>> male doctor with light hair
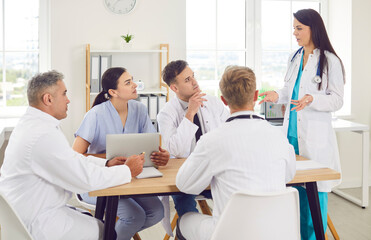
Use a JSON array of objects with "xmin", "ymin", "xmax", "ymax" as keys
[
  {"xmin": 175, "ymin": 66, "xmax": 296, "ymax": 240},
  {"xmin": 0, "ymin": 70, "xmax": 144, "ymax": 240}
]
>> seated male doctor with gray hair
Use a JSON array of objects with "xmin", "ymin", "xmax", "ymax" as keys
[
  {"xmin": 0, "ymin": 70, "xmax": 144, "ymax": 240},
  {"xmin": 175, "ymin": 66, "xmax": 296, "ymax": 240}
]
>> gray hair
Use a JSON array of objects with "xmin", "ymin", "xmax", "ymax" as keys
[{"xmin": 27, "ymin": 70, "xmax": 64, "ymax": 106}]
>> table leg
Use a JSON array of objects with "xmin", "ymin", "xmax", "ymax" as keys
[
  {"xmin": 103, "ymin": 196, "xmax": 119, "ymax": 240},
  {"xmin": 95, "ymin": 196, "xmax": 107, "ymax": 220},
  {"xmin": 361, "ymin": 130, "xmax": 369, "ymax": 208},
  {"xmin": 306, "ymin": 182, "xmax": 325, "ymax": 240}
]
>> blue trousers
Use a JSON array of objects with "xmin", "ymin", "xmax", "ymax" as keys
[
  {"xmin": 81, "ymin": 193, "xmax": 164, "ymax": 240},
  {"xmin": 172, "ymin": 192, "xmax": 212, "ymax": 217},
  {"xmin": 294, "ymin": 186, "xmax": 328, "ymax": 240}
]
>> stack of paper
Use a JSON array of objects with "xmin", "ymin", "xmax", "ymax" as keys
[
  {"xmin": 136, "ymin": 167, "xmax": 163, "ymax": 179},
  {"xmin": 296, "ymin": 160, "xmax": 327, "ymax": 170}
]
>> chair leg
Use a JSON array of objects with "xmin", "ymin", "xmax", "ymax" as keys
[
  {"xmin": 133, "ymin": 233, "xmax": 141, "ymax": 240},
  {"xmin": 327, "ymin": 214, "xmax": 340, "ymax": 240},
  {"xmin": 163, "ymin": 199, "xmax": 211, "ymax": 240},
  {"xmin": 197, "ymin": 200, "xmax": 212, "ymax": 216},
  {"xmin": 163, "ymin": 212, "xmax": 179, "ymax": 240}
]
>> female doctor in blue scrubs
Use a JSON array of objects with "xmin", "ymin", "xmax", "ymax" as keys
[
  {"xmin": 73, "ymin": 67, "xmax": 169, "ymax": 240},
  {"xmin": 259, "ymin": 9, "xmax": 345, "ymax": 240}
]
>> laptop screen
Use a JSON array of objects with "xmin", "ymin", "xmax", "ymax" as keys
[{"xmin": 264, "ymin": 102, "xmax": 285, "ymax": 121}]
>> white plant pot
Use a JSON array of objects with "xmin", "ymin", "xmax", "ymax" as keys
[{"xmin": 123, "ymin": 42, "xmax": 133, "ymax": 49}]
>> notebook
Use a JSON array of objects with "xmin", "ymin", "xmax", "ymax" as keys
[
  {"xmin": 106, "ymin": 133, "xmax": 163, "ymax": 179},
  {"xmin": 264, "ymin": 102, "xmax": 285, "ymax": 126}
]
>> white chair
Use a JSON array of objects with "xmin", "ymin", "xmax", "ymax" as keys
[
  {"xmin": 74, "ymin": 193, "xmax": 142, "ymax": 240},
  {"xmin": 163, "ymin": 195, "xmax": 212, "ymax": 240},
  {"xmin": 0, "ymin": 192, "xmax": 34, "ymax": 240},
  {"xmin": 74, "ymin": 193, "xmax": 96, "ymax": 212},
  {"xmin": 210, "ymin": 187, "xmax": 300, "ymax": 240}
]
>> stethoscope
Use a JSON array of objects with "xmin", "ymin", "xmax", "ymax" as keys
[
  {"xmin": 290, "ymin": 47, "xmax": 322, "ymax": 84},
  {"xmin": 226, "ymin": 114, "xmax": 264, "ymax": 122}
]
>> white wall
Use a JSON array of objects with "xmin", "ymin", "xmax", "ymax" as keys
[
  {"xmin": 328, "ymin": 0, "xmax": 352, "ymax": 116},
  {"xmin": 335, "ymin": 0, "xmax": 371, "ymax": 188},
  {"xmin": 50, "ymin": 0, "xmax": 186, "ymax": 143}
]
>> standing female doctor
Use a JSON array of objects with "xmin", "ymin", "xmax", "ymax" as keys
[{"xmin": 259, "ymin": 9, "xmax": 345, "ymax": 239}]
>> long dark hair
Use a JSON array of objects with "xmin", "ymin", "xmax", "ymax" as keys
[
  {"xmin": 294, "ymin": 9, "xmax": 345, "ymax": 90},
  {"xmin": 92, "ymin": 67, "xmax": 127, "ymax": 107}
]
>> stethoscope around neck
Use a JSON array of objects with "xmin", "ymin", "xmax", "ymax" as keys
[{"xmin": 291, "ymin": 47, "xmax": 322, "ymax": 84}]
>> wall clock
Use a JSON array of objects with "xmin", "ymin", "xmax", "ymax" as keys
[{"xmin": 104, "ymin": 0, "xmax": 137, "ymax": 15}]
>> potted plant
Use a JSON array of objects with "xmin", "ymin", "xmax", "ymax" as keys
[{"xmin": 121, "ymin": 33, "xmax": 134, "ymax": 48}]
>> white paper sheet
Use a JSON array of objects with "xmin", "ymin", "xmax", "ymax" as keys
[{"xmin": 296, "ymin": 160, "xmax": 327, "ymax": 170}]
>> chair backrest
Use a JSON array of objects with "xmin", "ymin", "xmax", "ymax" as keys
[
  {"xmin": 210, "ymin": 187, "xmax": 300, "ymax": 240},
  {"xmin": 74, "ymin": 193, "xmax": 96, "ymax": 211},
  {"xmin": 0, "ymin": 192, "xmax": 33, "ymax": 240}
]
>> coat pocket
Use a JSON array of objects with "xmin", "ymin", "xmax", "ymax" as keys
[{"xmin": 306, "ymin": 120, "xmax": 330, "ymax": 150}]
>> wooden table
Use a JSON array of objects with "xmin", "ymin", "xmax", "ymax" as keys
[{"xmin": 90, "ymin": 157, "xmax": 340, "ymax": 240}]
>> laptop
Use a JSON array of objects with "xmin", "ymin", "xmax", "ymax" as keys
[
  {"xmin": 264, "ymin": 102, "xmax": 285, "ymax": 126},
  {"xmin": 106, "ymin": 133, "xmax": 163, "ymax": 179}
]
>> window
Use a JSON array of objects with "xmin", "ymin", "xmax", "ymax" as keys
[
  {"xmin": 260, "ymin": 1, "xmax": 321, "ymax": 90},
  {"xmin": 186, "ymin": 0, "xmax": 246, "ymax": 96},
  {"xmin": 0, "ymin": 0, "xmax": 49, "ymax": 116},
  {"xmin": 186, "ymin": 0, "xmax": 351, "ymax": 115}
]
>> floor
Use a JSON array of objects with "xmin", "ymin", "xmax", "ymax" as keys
[
  {"xmin": 327, "ymin": 188, "xmax": 371, "ymax": 240},
  {"xmin": 69, "ymin": 187, "xmax": 371, "ymax": 240}
]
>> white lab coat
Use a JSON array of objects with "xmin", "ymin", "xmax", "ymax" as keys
[
  {"xmin": 176, "ymin": 111, "xmax": 296, "ymax": 240},
  {"xmin": 157, "ymin": 94, "xmax": 229, "ymax": 236},
  {"xmin": 157, "ymin": 95, "xmax": 230, "ymax": 158},
  {"xmin": 276, "ymin": 48, "xmax": 344, "ymax": 192},
  {"xmin": 0, "ymin": 107, "xmax": 132, "ymax": 240}
]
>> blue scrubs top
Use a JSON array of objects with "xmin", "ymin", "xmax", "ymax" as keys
[
  {"xmin": 75, "ymin": 100, "xmax": 156, "ymax": 154},
  {"xmin": 287, "ymin": 54, "xmax": 304, "ymax": 155}
]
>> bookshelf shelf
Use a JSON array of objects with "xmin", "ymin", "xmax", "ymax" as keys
[{"xmin": 90, "ymin": 49, "xmax": 168, "ymax": 53}]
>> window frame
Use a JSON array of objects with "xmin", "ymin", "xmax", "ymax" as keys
[
  {"xmin": 186, "ymin": 0, "xmax": 356, "ymax": 116},
  {"xmin": 0, "ymin": 0, "xmax": 50, "ymax": 117}
]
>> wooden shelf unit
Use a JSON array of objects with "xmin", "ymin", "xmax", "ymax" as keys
[{"xmin": 85, "ymin": 43, "xmax": 170, "ymax": 112}]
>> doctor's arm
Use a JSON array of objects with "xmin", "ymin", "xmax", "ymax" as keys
[
  {"xmin": 259, "ymin": 76, "xmax": 291, "ymax": 105},
  {"xmin": 151, "ymin": 146, "xmax": 170, "ymax": 166},
  {"xmin": 73, "ymin": 110, "xmax": 107, "ymax": 160},
  {"xmin": 72, "ymin": 136, "xmax": 127, "ymax": 167},
  {"xmin": 30, "ymin": 131, "xmax": 135, "ymax": 193},
  {"xmin": 157, "ymin": 111, "xmax": 198, "ymax": 158},
  {"xmin": 176, "ymin": 139, "xmax": 213, "ymax": 194}
]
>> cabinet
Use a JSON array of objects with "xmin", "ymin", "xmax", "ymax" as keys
[{"xmin": 85, "ymin": 43, "xmax": 170, "ymax": 112}]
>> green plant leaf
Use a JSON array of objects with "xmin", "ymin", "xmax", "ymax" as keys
[{"xmin": 121, "ymin": 33, "xmax": 134, "ymax": 43}]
